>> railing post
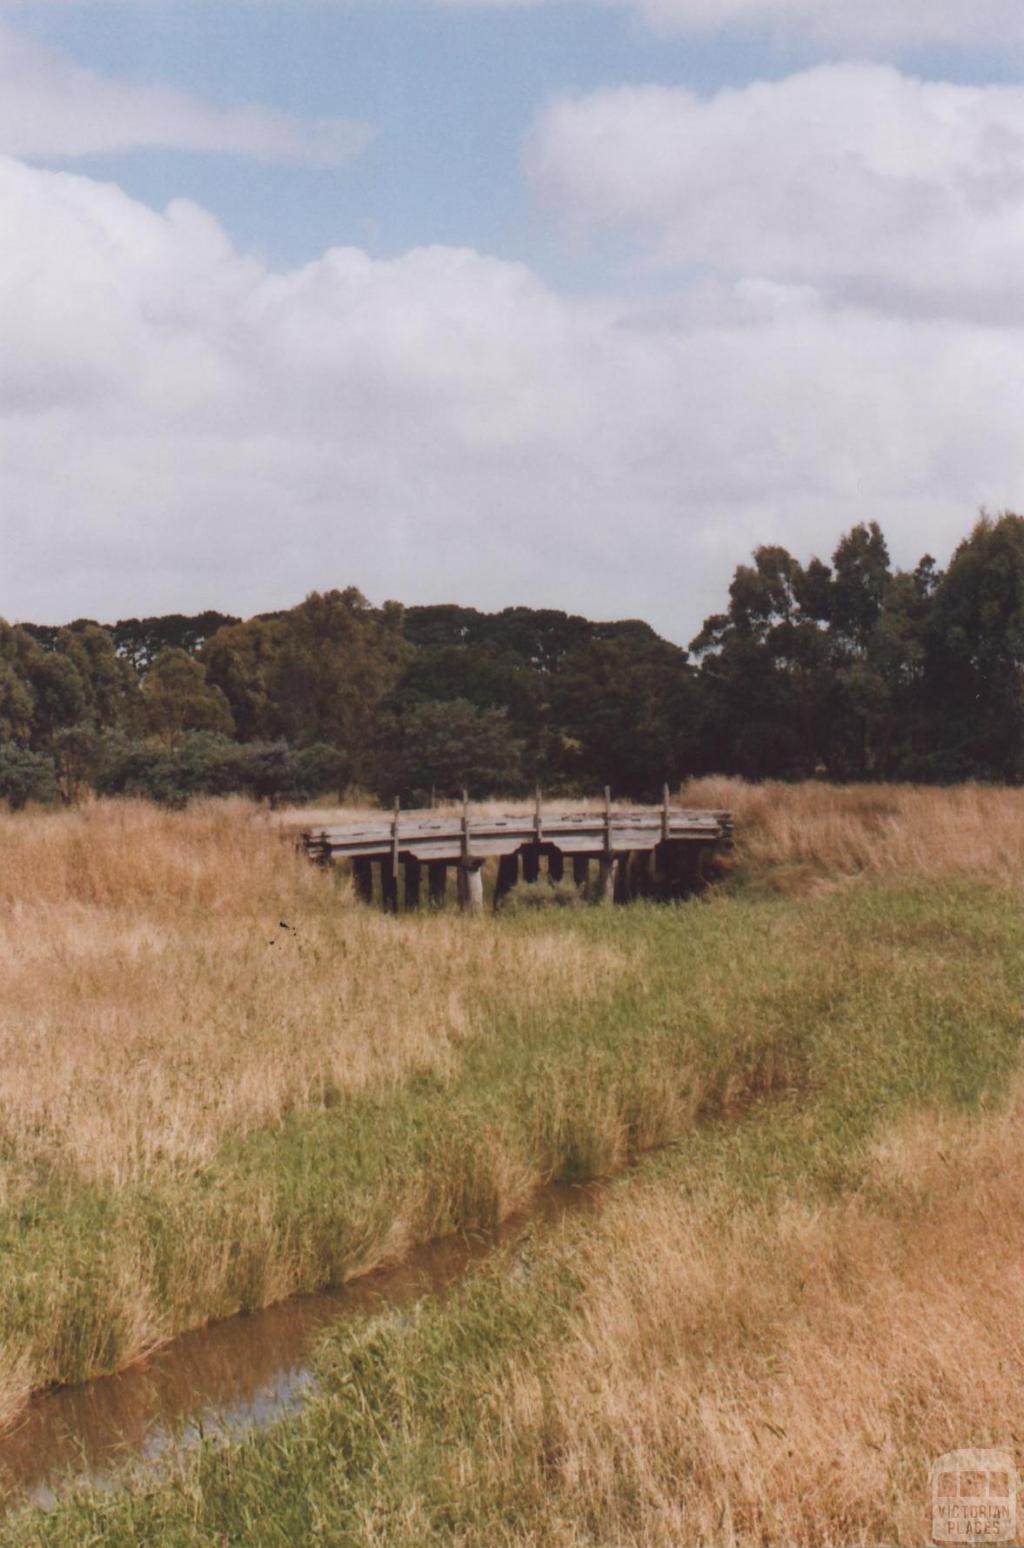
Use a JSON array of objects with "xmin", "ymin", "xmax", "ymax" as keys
[
  {"xmin": 598, "ymin": 786, "xmax": 618, "ymax": 904},
  {"xmin": 459, "ymin": 790, "xmax": 484, "ymax": 913}
]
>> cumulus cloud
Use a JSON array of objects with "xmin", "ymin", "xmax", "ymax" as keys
[
  {"xmin": 2, "ymin": 153, "xmax": 1022, "ymax": 638},
  {"xmin": 526, "ymin": 65, "xmax": 1024, "ymax": 322},
  {"xmin": 0, "ymin": 23, "xmax": 373, "ymax": 164}
]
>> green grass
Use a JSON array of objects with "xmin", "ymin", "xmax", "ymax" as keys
[{"xmin": 4, "ymin": 876, "xmax": 1024, "ymax": 1542}]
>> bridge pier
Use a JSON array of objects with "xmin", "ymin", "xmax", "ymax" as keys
[
  {"xmin": 548, "ymin": 849, "xmax": 564, "ymax": 883},
  {"xmin": 686, "ymin": 844, "xmax": 710, "ymax": 892},
  {"xmin": 458, "ymin": 860, "xmax": 485, "ymax": 913},
  {"xmin": 495, "ymin": 853, "xmax": 519, "ymax": 908},
  {"xmin": 428, "ymin": 861, "xmax": 448, "ymax": 906},
  {"xmin": 597, "ymin": 854, "xmax": 619, "ymax": 905},
  {"xmin": 633, "ymin": 850, "xmax": 653, "ymax": 898},
  {"xmin": 522, "ymin": 844, "xmax": 541, "ymax": 884},
  {"xmin": 573, "ymin": 855, "xmax": 590, "ymax": 892},
  {"xmin": 353, "ymin": 857, "xmax": 373, "ymax": 904},
  {"xmin": 380, "ymin": 857, "xmax": 399, "ymax": 913},
  {"xmin": 404, "ymin": 858, "xmax": 422, "ymax": 911}
]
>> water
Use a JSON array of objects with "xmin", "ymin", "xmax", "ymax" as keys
[{"xmin": 0, "ymin": 1184, "xmax": 598, "ymax": 1511}]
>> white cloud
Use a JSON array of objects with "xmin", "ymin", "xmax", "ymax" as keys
[
  {"xmin": 1, "ymin": 153, "xmax": 1022, "ymax": 639},
  {"xmin": 527, "ymin": 65, "xmax": 1024, "ymax": 322},
  {"xmin": 0, "ymin": 23, "xmax": 373, "ymax": 164}
]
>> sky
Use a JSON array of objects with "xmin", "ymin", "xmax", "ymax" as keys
[{"xmin": 1, "ymin": 1, "xmax": 1023, "ymax": 644}]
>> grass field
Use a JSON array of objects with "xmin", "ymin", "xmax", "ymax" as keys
[{"xmin": 2, "ymin": 783, "xmax": 1024, "ymax": 1543}]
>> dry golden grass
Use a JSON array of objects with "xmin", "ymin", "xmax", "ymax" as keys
[
  {"xmin": 0, "ymin": 798, "xmax": 624, "ymax": 1192},
  {"xmin": 492, "ymin": 1087, "xmax": 1024, "ymax": 1547},
  {"xmin": 683, "ymin": 775, "xmax": 1024, "ymax": 889}
]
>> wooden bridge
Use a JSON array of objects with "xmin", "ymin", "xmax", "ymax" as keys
[{"xmin": 303, "ymin": 790, "xmax": 733, "ymax": 911}]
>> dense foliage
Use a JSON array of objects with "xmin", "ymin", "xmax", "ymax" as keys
[{"xmin": 6, "ymin": 514, "xmax": 1024, "ymax": 806}]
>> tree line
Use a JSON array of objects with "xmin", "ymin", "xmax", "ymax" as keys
[{"xmin": 4, "ymin": 511, "xmax": 1024, "ymax": 808}]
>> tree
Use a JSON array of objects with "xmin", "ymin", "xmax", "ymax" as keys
[
  {"xmin": 113, "ymin": 611, "xmax": 239, "ymax": 675},
  {"xmin": 201, "ymin": 616, "xmax": 288, "ymax": 743},
  {"xmin": 690, "ymin": 544, "xmax": 830, "ymax": 778},
  {"xmin": 0, "ymin": 623, "xmax": 36, "ymax": 743},
  {"xmin": 552, "ymin": 634, "xmax": 696, "ymax": 798},
  {"xmin": 829, "ymin": 522, "xmax": 891, "ymax": 655},
  {"xmin": 141, "ymin": 649, "xmax": 234, "ymax": 751},
  {"xmin": 57, "ymin": 622, "xmax": 140, "ymax": 734},
  {"xmin": 397, "ymin": 700, "xmax": 524, "ymax": 801},
  {"xmin": 267, "ymin": 590, "xmax": 410, "ymax": 782},
  {"xmin": 0, "ymin": 744, "xmax": 57, "ymax": 809},
  {"xmin": 919, "ymin": 513, "xmax": 1024, "ymax": 781}
]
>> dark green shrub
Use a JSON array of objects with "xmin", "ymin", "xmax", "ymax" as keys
[{"xmin": 0, "ymin": 743, "xmax": 58, "ymax": 809}]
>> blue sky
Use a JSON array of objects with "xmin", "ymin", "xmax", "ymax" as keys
[
  {"xmin": 5, "ymin": 2, "xmax": 787, "ymax": 274},
  {"xmin": 2, "ymin": 0, "xmax": 1023, "ymax": 639}
]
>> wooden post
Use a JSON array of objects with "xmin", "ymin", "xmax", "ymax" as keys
[
  {"xmin": 598, "ymin": 785, "xmax": 616, "ymax": 902},
  {"xmin": 615, "ymin": 851, "xmax": 634, "ymax": 904},
  {"xmin": 684, "ymin": 844, "xmax": 709, "ymax": 892},
  {"xmin": 534, "ymin": 787, "xmax": 544, "ymax": 845},
  {"xmin": 669, "ymin": 846, "xmax": 688, "ymax": 895},
  {"xmin": 353, "ymin": 857, "xmax": 373, "ymax": 904},
  {"xmin": 522, "ymin": 845, "xmax": 541, "ymax": 883},
  {"xmin": 404, "ymin": 858, "xmax": 422, "ymax": 910},
  {"xmin": 428, "ymin": 861, "xmax": 448, "ymax": 906},
  {"xmin": 662, "ymin": 782, "xmax": 671, "ymax": 844},
  {"xmin": 572, "ymin": 855, "xmax": 590, "ymax": 889},
  {"xmin": 462, "ymin": 861, "xmax": 484, "ymax": 913},
  {"xmin": 495, "ymin": 852, "xmax": 519, "ymax": 907},
  {"xmin": 548, "ymin": 849, "xmax": 564, "ymax": 882},
  {"xmin": 597, "ymin": 854, "xmax": 619, "ymax": 905},
  {"xmin": 380, "ymin": 857, "xmax": 399, "ymax": 913}
]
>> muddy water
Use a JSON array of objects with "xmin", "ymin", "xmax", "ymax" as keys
[{"xmin": 0, "ymin": 1184, "xmax": 599, "ymax": 1511}]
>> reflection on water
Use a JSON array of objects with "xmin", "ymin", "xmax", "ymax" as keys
[{"xmin": 0, "ymin": 1184, "xmax": 598, "ymax": 1511}]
